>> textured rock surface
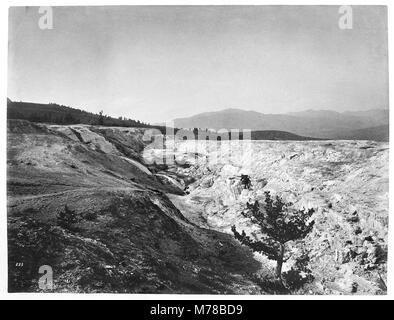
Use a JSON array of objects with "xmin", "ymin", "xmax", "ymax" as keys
[
  {"xmin": 160, "ymin": 139, "xmax": 388, "ymax": 294},
  {"xmin": 7, "ymin": 120, "xmax": 388, "ymax": 294},
  {"xmin": 7, "ymin": 120, "xmax": 263, "ymax": 293}
]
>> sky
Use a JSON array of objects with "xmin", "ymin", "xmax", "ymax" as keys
[{"xmin": 8, "ymin": 6, "xmax": 389, "ymax": 123}]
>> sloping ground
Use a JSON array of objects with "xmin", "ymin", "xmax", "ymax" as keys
[
  {"xmin": 7, "ymin": 120, "xmax": 262, "ymax": 293},
  {"xmin": 332, "ymin": 125, "xmax": 389, "ymax": 142},
  {"xmin": 250, "ymin": 130, "xmax": 319, "ymax": 141},
  {"xmin": 157, "ymin": 139, "xmax": 388, "ymax": 294},
  {"xmin": 8, "ymin": 120, "xmax": 388, "ymax": 294}
]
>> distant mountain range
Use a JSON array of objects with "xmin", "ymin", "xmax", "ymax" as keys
[
  {"xmin": 7, "ymin": 100, "xmax": 389, "ymax": 141},
  {"xmin": 172, "ymin": 108, "xmax": 389, "ymax": 141}
]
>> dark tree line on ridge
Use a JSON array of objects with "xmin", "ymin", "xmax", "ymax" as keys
[{"xmin": 7, "ymin": 99, "xmax": 150, "ymax": 128}]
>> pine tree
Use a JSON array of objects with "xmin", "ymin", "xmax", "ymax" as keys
[
  {"xmin": 98, "ymin": 110, "xmax": 104, "ymax": 125},
  {"xmin": 232, "ymin": 191, "xmax": 315, "ymax": 281}
]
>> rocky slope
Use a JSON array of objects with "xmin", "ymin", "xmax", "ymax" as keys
[
  {"xmin": 7, "ymin": 120, "xmax": 262, "ymax": 293},
  {"xmin": 8, "ymin": 120, "xmax": 388, "ymax": 294},
  {"xmin": 146, "ymin": 138, "xmax": 389, "ymax": 294}
]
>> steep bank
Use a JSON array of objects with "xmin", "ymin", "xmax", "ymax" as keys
[{"xmin": 7, "ymin": 120, "xmax": 264, "ymax": 293}]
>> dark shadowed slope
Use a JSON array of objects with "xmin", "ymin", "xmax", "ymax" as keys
[
  {"xmin": 332, "ymin": 125, "xmax": 389, "ymax": 142},
  {"xmin": 250, "ymin": 130, "xmax": 320, "ymax": 141}
]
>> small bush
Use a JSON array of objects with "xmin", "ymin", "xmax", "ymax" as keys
[
  {"xmin": 240, "ymin": 174, "xmax": 252, "ymax": 189},
  {"xmin": 57, "ymin": 205, "xmax": 79, "ymax": 230},
  {"xmin": 84, "ymin": 211, "xmax": 98, "ymax": 221}
]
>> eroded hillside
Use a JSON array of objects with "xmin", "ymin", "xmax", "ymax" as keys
[
  {"xmin": 7, "ymin": 120, "xmax": 262, "ymax": 293},
  {"xmin": 7, "ymin": 120, "xmax": 388, "ymax": 294}
]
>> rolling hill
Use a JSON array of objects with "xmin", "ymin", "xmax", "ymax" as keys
[
  {"xmin": 7, "ymin": 99, "xmax": 149, "ymax": 128},
  {"xmin": 173, "ymin": 108, "xmax": 389, "ymax": 140},
  {"xmin": 6, "ymin": 100, "xmax": 319, "ymax": 141},
  {"xmin": 8, "ymin": 100, "xmax": 389, "ymax": 141},
  {"xmin": 332, "ymin": 125, "xmax": 389, "ymax": 142}
]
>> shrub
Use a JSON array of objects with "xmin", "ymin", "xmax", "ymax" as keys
[
  {"xmin": 240, "ymin": 174, "xmax": 252, "ymax": 189},
  {"xmin": 57, "ymin": 205, "xmax": 79, "ymax": 230},
  {"xmin": 84, "ymin": 211, "xmax": 98, "ymax": 221}
]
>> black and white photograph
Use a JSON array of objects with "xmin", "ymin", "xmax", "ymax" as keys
[{"xmin": 5, "ymin": 4, "xmax": 390, "ymax": 297}]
